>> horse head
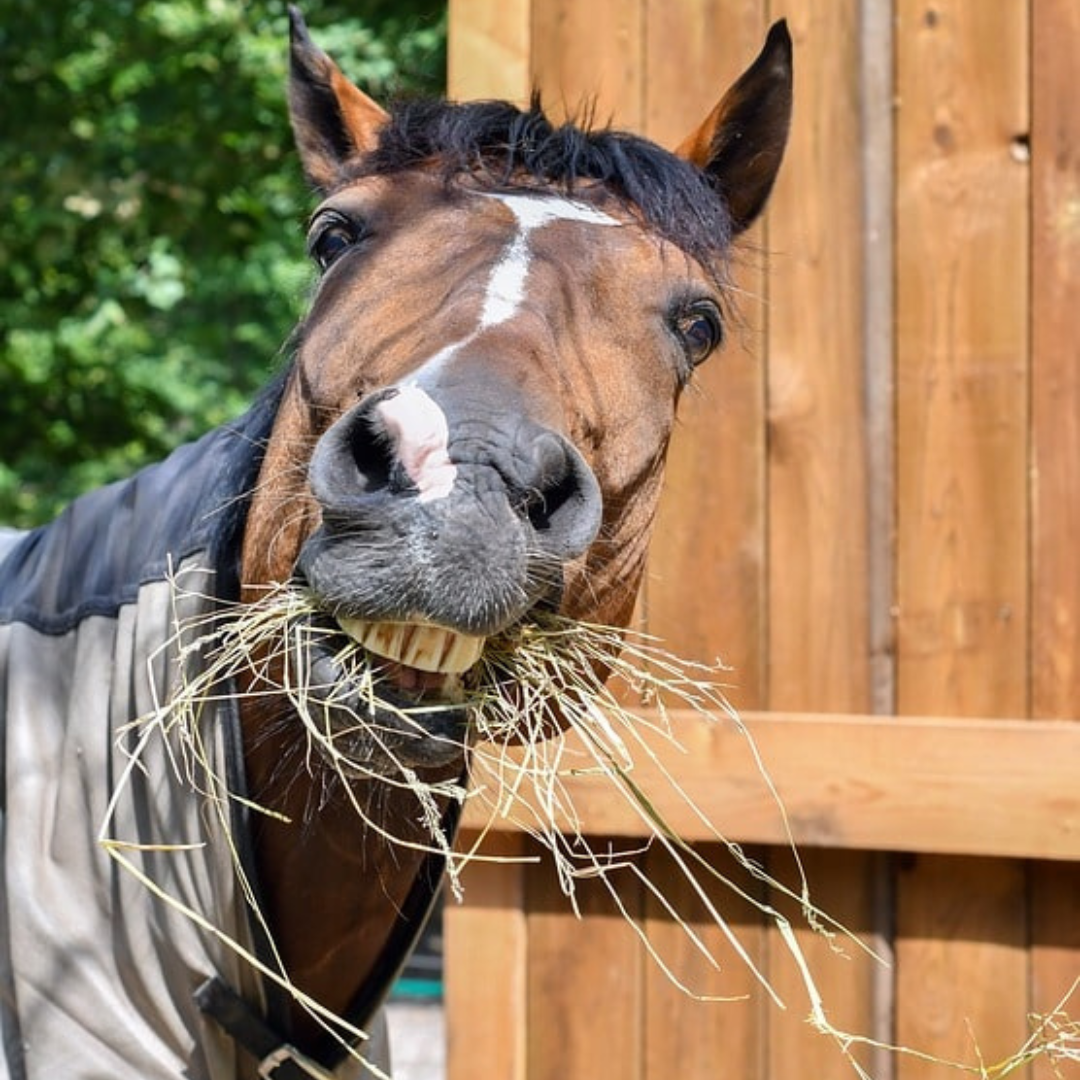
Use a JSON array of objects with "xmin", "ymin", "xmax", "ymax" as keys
[
  {"xmin": 241, "ymin": 9, "xmax": 792, "ymax": 782},
  {"xmin": 0, "ymin": 14, "xmax": 795, "ymax": 1073}
]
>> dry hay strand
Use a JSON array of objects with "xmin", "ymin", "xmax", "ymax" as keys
[
  {"xmin": 100, "ymin": 573, "xmax": 1076, "ymax": 1079},
  {"xmin": 996, "ymin": 1000, "xmax": 1080, "ymax": 1079},
  {"xmin": 94, "ymin": 574, "xmax": 870, "ymax": 1073}
]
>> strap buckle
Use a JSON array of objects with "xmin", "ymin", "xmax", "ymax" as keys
[{"xmin": 258, "ymin": 1044, "xmax": 334, "ymax": 1080}]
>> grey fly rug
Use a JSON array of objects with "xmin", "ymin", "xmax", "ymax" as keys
[{"xmin": 0, "ymin": 384, "xmax": 406, "ymax": 1079}]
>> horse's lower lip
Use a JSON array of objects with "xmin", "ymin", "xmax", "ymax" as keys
[
  {"xmin": 306, "ymin": 631, "xmax": 472, "ymax": 771},
  {"xmin": 336, "ymin": 616, "xmax": 486, "ymax": 677}
]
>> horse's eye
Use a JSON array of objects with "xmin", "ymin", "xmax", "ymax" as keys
[
  {"xmin": 673, "ymin": 301, "xmax": 723, "ymax": 367},
  {"xmin": 308, "ymin": 213, "xmax": 363, "ymax": 271}
]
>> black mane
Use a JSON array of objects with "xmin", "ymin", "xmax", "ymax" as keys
[{"xmin": 350, "ymin": 97, "xmax": 735, "ymax": 282}]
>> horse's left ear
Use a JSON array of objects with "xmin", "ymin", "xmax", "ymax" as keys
[
  {"xmin": 676, "ymin": 20, "xmax": 793, "ymax": 235},
  {"xmin": 287, "ymin": 6, "xmax": 390, "ymax": 192}
]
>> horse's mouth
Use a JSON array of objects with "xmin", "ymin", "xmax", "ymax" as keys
[
  {"xmin": 301, "ymin": 613, "xmax": 489, "ymax": 772},
  {"xmin": 337, "ymin": 616, "xmax": 485, "ymax": 690}
]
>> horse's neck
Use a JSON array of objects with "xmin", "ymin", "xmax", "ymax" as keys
[{"xmin": 240, "ymin": 705, "xmax": 452, "ymax": 1049}]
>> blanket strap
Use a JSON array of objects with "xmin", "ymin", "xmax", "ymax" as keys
[{"xmin": 195, "ymin": 977, "xmax": 336, "ymax": 1080}]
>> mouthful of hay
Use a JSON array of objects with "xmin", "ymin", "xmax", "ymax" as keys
[
  {"xmin": 142, "ymin": 576, "xmax": 830, "ymax": 923},
  {"xmin": 295, "ymin": 610, "xmax": 490, "ymax": 771},
  {"xmin": 106, "ymin": 573, "xmax": 884, "ymax": 1077}
]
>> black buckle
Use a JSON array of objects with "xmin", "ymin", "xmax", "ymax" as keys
[{"xmin": 195, "ymin": 977, "xmax": 331, "ymax": 1080}]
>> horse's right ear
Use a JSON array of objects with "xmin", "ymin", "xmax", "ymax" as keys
[
  {"xmin": 675, "ymin": 20, "xmax": 793, "ymax": 235},
  {"xmin": 287, "ymin": 6, "xmax": 390, "ymax": 192}
]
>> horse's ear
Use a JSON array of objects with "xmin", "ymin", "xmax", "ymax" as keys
[
  {"xmin": 675, "ymin": 20, "xmax": 793, "ymax": 235},
  {"xmin": 287, "ymin": 6, "xmax": 390, "ymax": 192}
]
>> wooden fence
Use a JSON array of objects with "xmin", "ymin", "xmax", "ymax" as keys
[{"xmin": 442, "ymin": 2, "xmax": 1080, "ymax": 1077}]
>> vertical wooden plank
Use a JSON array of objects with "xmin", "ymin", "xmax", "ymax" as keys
[
  {"xmin": 447, "ymin": 0, "xmax": 531, "ymax": 103},
  {"xmin": 772, "ymin": 847, "xmax": 883, "ymax": 1079},
  {"xmin": 1032, "ymin": 0, "xmax": 1080, "ymax": 725},
  {"xmin": 528, "ymin": 0, "xmax": 645, "ymax": 127},
  {"xmin": 445, "ymin": 834, "xmax": 528, "ymax": 1080},
  {"xmin": 1031, "ymin": 2, "xmax": 1080, "ymax": 1074},
  {"xmin": 643, "ymin": 844, "xmax": 768, "ymax": 1080},
  {"xmin": 642, "ymin": 0, "xmax": 764, "ymax": 147},
  {"xmin": 894, "ymin": 2, "xmax": 1030, "ymax": 1074},
  {"xmin": 641, "ymin": 6, "xmax": 771, "ymax": 1077},
  {"xmin": 525, "ymin": 846, "xmax": 644, "ymax": 1080},
  {"xmin": 1029, "ymin": 863, "xmax": 1080, "ymax": 1080},
  {"xmin": 642, "ymin": 0, "xmax": 769, "ymax": 709},
  {"xmin": 894, "ymin": 7, "xmax": 1029, "ymax": 719},
  {"xmin": 896, "ymin": 856, "xmax": 1028, "ymax": 1079},
  {"xmin": 766, "ymin": 1, "xmax": 869, "ymax": 715},
  {"xmin": 763, "ymin": 3, "xmax": 878, "ymax": 1078}
]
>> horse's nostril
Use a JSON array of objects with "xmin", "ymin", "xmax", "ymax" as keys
[
  {"xmin": 525, "ymin": 473, "xmax": 576, "ymax": 532},
  {"xmin": 522, "ymin": 434, "xmax": 576, "ymax": 530},
  {"xmin": 516, "ymin": 429, "xmax": 603, "ymax": 559},
  {"xmin": 347, "ymin": 409, "xmax": 395, "ymax": 493},
  {"xmin": 309, "ymin": 391, "xmax": 410, "ymax": 507}
]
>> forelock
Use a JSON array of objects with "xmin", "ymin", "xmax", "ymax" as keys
[{"xmin": 343, "ymin": 97, "xmax": 734, "ymax": 284}]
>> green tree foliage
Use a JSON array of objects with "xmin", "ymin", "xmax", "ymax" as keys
[{"xmin": 0, "ymin": 0, "xmax": 446, "ymax": 527}]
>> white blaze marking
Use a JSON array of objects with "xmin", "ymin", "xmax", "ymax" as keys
[
  {"xmin": 377, "ymin": 385, "xmax": 458, "ymax": 502},
  {"xmin": 383, "ymin": 195, "xmax": 620, "ymax": 501},
  {"xmin": 480, "ymin": 231, "xmax": 531, "ymax": 327},
  {"xmin": 478, "ymin": 194, "xmax": 620, "ymax": 329}
]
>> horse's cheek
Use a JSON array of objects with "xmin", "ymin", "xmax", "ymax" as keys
[{"xmin": 241, "ymin": 404, "xmax": 324, "ymax": 587}]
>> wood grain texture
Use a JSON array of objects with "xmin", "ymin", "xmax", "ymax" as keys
[
  {"xmin": 642, "ymin": 843, "xmax": 767, "ymax": 1080},
  {"xmin": 642, "ymin": 0, "xmax": 764, "ymax": 148},
  {"xmin": 763, "ymin": 3, "xmax": 876, "ymax": 1074},
  {"xmin": 894, "ymin": 3, "xmax": 1031, "ymax": 1075},
  {"xmin": 462, "ymin": 712, "xmax": 1080, "ymax": 860},
  {"xmin": 528, "ymin": 0, "xmax": 644, "ymax": 127},
  {"xmin": 1030, "ymin": 860, "xmax": 1080, "ymax": 1080},
  {"xmin": 765, "ymin": 0, "xmax": 869, "ymax": 716},
  {"xmin": 896, "ymin": 855, "xmax": 1029, "ymax": 1078},
  {"xmin": 1032, "ymin": 0, "xmax": 1080, "ymax": 724},
  {"xmin": 1031, "ymin": 3, "xmax": 1080, "ymax": 1073},
  {"xmin": 766, "ymin": 848, "xmax": 879, "ymax": 1080},
  {"xmin": 894, "ymin": 3, "xmax": 1029, "ymax": 719},
  {"xmin": 445, "ymin": 833, "xmax": 528, "ymax": 1080},
  {"xmin": 447, "ymin": 0, "xmax": 530, "ymax": 103},
  {"xmin": 642, "ymin": 0, "xmax": 769, "ymax": 710},
  {"xmin": 524, "ymin": 843, "xmax": 644, "ymax": 1080}
]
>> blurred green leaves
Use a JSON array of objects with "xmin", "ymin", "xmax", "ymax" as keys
[{"xmin": 0, "ymin": 0, "xmax": 445, "ymax": 526}]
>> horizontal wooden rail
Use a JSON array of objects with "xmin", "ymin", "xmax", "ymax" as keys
[{"xmin": 462, "ymin": 711, "xmax": 1080, "ymax": 861}]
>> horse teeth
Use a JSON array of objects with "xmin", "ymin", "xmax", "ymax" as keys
[{"xmin": 336, "ymin": 617, "xmax": 485, "ymax": 674}]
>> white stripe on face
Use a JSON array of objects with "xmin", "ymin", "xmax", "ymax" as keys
[
  {"xmin": 377, "ymin": 384, "xmax": 457, "ymax": 502},
  {"xmin": 478, "ymin": 194, "xmax": 620, "ymax": 329},
  {"xmin": 393, "ymin": 194, "xmax": 621, "ymax": 500}
]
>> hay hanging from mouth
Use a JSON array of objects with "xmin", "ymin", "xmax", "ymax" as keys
[{"xmin": 104, "ymin": 571, "xmax": 1067, "ymax": 1079}]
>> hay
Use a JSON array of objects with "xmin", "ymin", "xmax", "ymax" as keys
[{"xmin": 99, "ymin": 574, "xmax": 1073, "ymax": 1079}]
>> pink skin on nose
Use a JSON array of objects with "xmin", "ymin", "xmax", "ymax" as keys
[{"xmin": 376, "ymin": 385, "xmax": 458, "ymax": 502}]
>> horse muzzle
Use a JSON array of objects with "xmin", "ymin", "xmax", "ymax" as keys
[{"xmin": 289, "ymin": 383, "xmax": 601, "ymax": 763}]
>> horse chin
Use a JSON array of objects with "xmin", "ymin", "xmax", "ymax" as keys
[{"xmin": 302, "ymin": 615, "xmax": 480, "ymax": 775}]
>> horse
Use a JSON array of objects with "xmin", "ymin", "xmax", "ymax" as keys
[{"xmin": 0, "ymin": 10, "xmax": 791, "ymax": 1078}]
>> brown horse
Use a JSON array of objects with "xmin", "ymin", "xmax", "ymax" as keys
[{"xmin": 0, "ymin": 9, "xmax": 790, "ymax": 1079}]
